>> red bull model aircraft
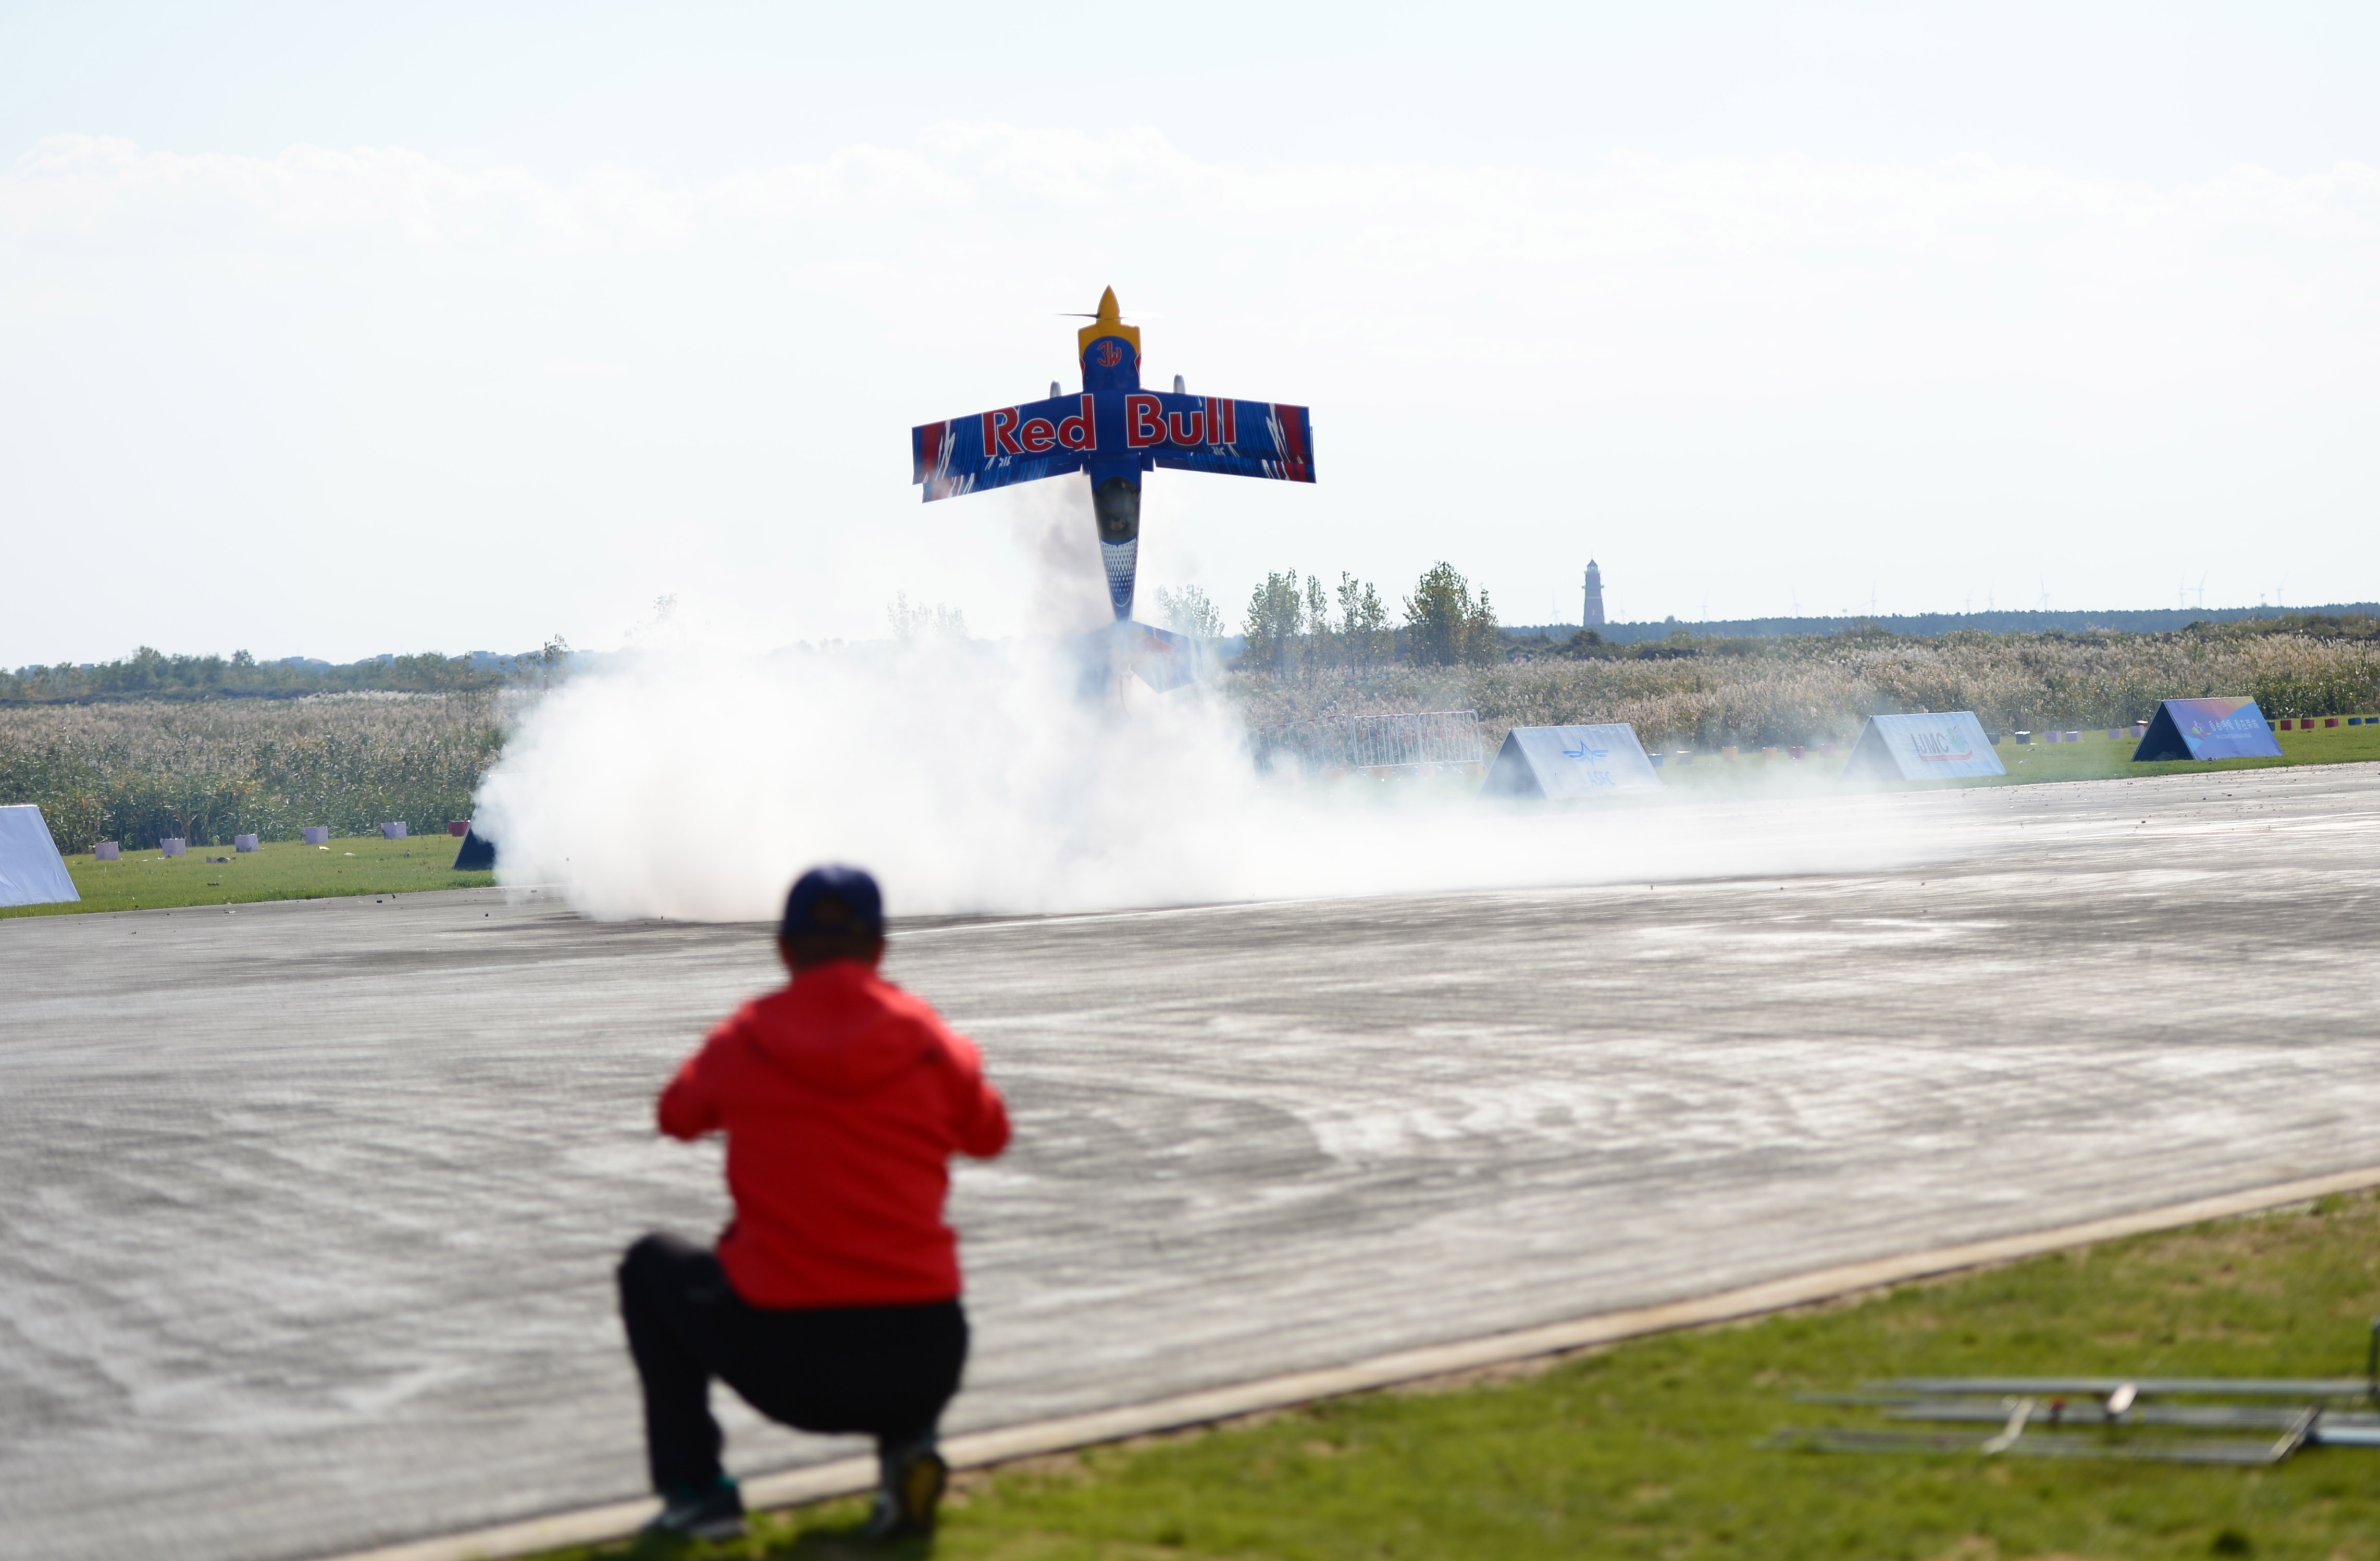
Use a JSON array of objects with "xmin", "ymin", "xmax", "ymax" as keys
[{"xmin": 910, "ymin": 288, "xmax": 1315, "ymax": 689}]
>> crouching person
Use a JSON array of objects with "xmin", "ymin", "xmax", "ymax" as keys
[{"xmin": 619, "ymin": 865, "xmax": 1010, "ymax": 1542}]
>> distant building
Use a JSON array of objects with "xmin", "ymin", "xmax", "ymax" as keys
[{"xmin": 1582, "ymin": 560, "xmax": 1605, "ymax": 627}]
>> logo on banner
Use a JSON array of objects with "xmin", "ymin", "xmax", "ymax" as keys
[
  {"xmin": 2193, "ymin": 709, "xmax": 2262, "ymax": 739},
  {"xmin": 1560, "ymin": 736, "xmax": 1616, "ymax": 786},
  {"xmin": 1911, "ymin": 728, "xmax": 1974, "ymax": 763}
]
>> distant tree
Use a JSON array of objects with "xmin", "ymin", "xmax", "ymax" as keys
[
  {"xmin": 1335, "ymin": 573, "xmax": 1391, "ymax": 667},
  {"xmin": 1402, "ymin": 562, "xmax": 1501, "ymax": 666},
  {"xmin": 1152, "ymin": 585, "xmax": 1224, "ymax": 639},
  {"xmin": 1242, "ymin": 571, "xmax": 1305, "ymax": 673},
  {"xmin": 507, "ymin": 635, "xmax": 575, "ymax": 690},
  {"xmin": 887, "ymin": 593, "xmax": 968, "ymax": 646},
  {"xmin": 1302, "ymin": 574, "xmax": 1335, "ymax": 666}
]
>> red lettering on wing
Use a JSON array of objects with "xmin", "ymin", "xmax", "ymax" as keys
[
  {"xmin": 1166, "ymin": 406, "xmax": 1205, "ymax": 445},
  {"xmin": 1058, "ymin": 394, "xmax": 1095, "ymax": 451},
  {"xmin": 1125, "ymin": 392, "xmax": 1165, "ymax": 449},
  {"xmin": 984, "ymin": 406, "xmax": 1024, "ymax": 457},
  {"xmin": 1019, "ymin": 417, "xmax": 1057, "ymax": 453}
]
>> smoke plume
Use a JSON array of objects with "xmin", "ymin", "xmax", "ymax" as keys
[{"xmin": 474, "ymin": 489, "xmax": 1930, "ymax": 921}]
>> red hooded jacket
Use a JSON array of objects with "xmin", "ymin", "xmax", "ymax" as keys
[{"xmin": 658, "ymin": 959, "xmax": 1010, "ymax": 1309}]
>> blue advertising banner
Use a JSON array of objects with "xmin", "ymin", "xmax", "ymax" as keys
[
  {"xmin": 2133, "ymin": 698, "xmax": 2282, "ymax": 761},
  {"xmin": 1842, "ymin": 712, "xmax": 2006, "ymax": 780},
  {"xmin": 1481, "ymin": 724, "xmax": 1663, "ymax": 799}
]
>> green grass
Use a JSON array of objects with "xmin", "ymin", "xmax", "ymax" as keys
[
  {"xmin": 545, "ymin": 1191, "xmax": 2380, "ymax": 1561},
  {"xmin": 0, "ymin": 832, "xmax": 494, "ymax": 918}
]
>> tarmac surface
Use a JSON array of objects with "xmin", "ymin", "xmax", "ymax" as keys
[{"xmin": 5, "ymin": 764, "xmax": 2379, "ymax": 1561}]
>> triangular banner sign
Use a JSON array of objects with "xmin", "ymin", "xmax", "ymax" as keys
[
  {"xmin": 2132, "ymin": 698, "xmax": 2280, "ymax": 761},
  {"xmin": 1841, "ymin": 712, "xmax": 2005, "ymax": 781},
  {"xmin": 0, "ymin": 805, "xmax": 80, "ymax": 907},
  {"xmin": 1480, "ymin": 724, "xmax": 1663, "ymax": 799}
]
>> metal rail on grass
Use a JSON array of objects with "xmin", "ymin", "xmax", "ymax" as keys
[{"xmin": 1767, "ymin": 1320, "xmax": 2380, "ymax": 1466}]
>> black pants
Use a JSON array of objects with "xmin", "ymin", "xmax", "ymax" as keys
[{"xmin": 617, "ymin": 1231, "xmax": 969, "ymax": 1493}]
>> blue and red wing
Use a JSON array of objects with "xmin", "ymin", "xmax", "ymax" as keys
[
  {"xmin": 1135, "ymin": 394, "xmax": 1315, "ymax": 484},
  {"xmin": 912, "ymin": 393, "xmax": 1094, "ymax": 502},
  {"xmin": 912, "ymin": 390, "xmax": 1314, "ymax": 501}
]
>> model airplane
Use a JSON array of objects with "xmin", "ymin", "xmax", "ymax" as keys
[{"xmin": 910, "ymin": 288, "xmax": 1315, "ymax": 688}]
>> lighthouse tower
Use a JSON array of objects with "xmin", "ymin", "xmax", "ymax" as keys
[{"xmin": 1582, "ymin": 560, "xmax": 1606, "ymax": 628}]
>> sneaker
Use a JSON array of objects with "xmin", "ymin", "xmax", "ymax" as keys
[
  {"xmin": 641, "ymin": 1475, "xmax": 746, "ymax": 1542},
  {"xmin": 860, "ymin": 1446, "xmax": 947, "ymax": 1541}
]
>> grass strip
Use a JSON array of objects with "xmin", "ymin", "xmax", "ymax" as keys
[
  {"xmin": 547, "ymin": 1191, "xmax": 2380, "ymax": 1560},
  {"xmin": 0, "ymin": 832, "xmax": 494, "ymax": 919}
]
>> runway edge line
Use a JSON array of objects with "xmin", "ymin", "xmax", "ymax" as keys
[{"xmin": 317, "ymin": 1162, "xmax": 2380, "ymax": 1561}]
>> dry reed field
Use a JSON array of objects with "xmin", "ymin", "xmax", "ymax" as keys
[
  {"xmin": 0, "ymin": 692, "xmax": 507, "ymax": 853},
  {"xmin": 1234, "ymin": 628, "xmax": 2380, "ymax": 752},
  {"xmin": 9, "ymin": 629, "xmax": 2380, "ymax": 857}
]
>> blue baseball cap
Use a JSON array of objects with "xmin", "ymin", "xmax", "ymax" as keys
[{"xmin": 782, "ymin": 865, "xmax": 884, "ymax": 939}]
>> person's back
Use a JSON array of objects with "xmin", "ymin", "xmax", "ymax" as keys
[
  {"xmin": 661, "ymin": 961, "xmax": 1008, "ymax": 1307},
  {"xmin": 621, "ymin": 866, "xmax": 1009, "ymax": 1542}
]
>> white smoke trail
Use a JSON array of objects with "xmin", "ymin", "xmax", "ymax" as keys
[
  {"xmin": 474, "ymin": 485, "xmax": 1936, "ymax": 921},
  {"xmin": 473, "ymin": 643, "xmax": 1938, "ymax": 923}
]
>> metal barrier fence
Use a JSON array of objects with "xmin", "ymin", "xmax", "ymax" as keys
[{"xmin": 1252, "ymin": 710, "xmax": 1485, "ymax": 777}]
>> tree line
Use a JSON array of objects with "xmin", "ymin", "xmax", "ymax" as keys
[
  {"xmin": 2, "ymin": 640, "xmax": 574, "ymax": 704},
  {"xmin": 1155, "ymin": 562, "xmax": 1505, "ymax": 672}
]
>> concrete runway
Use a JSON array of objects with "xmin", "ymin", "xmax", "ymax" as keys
[{"xmin": 5, "ymin": 764, "xmax": 2379, "ymax": 1561}]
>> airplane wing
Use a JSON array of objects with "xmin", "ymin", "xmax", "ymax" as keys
[
  {"xmin": 912, "ymin": 392, "xmax": 1094, "ymax": 502},
  {"xmin": 912, "ymin": 390, "xmax": 1315, "ymax": 500},
  {"xmin": 1142, "ymin": 395, "xmax": 1316, "ymax": 484}
]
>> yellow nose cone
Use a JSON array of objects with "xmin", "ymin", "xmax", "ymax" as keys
[{"xmin": 1078, "ymin": 285, "xmax": 1141, "ymax": 358}]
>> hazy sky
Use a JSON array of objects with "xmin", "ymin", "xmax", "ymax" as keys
[{"xmin": 5, "ymin": 2, "xmax": 2376, "ymax": 662}]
